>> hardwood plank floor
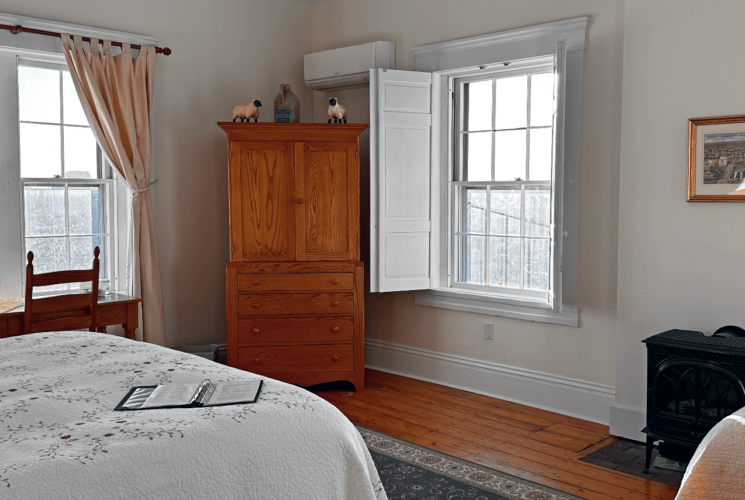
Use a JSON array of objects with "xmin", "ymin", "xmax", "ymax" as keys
[{"xmin": 312, "ymin": 369, "xmax": 679, "ymax": 500}]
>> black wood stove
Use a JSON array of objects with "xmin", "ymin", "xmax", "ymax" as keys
[{"xmin": 642, "ymin": 329, "xmax": 745, "ymax": 473}]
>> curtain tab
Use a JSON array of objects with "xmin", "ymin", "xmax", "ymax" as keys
[
  {"xmin": 73, "ymin": 35, "xmax": 83, "ymax": 49},
  {"xmin": 123, "ymin": 43, "xmax": 131, "ymax": 56},
  {"xmin": 61, "ymin": 33, "xmax": 72, "ymax": 50},
  {"xmin": 90, "ymin": 38, "xmax": 99, "ymax": 53},
  {"xmin": 103, "ymin": 40, "xmax": 112, "ymax": 55}
]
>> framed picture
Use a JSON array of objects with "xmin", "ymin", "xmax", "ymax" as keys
[{"xmin": 688, "ymin": 115, "xmax": 745, "ymax": 201}]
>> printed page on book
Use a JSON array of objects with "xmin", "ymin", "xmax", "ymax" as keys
[
  {"xmin": 205, "ymin": 380, "xmax": 262, "ymax": 406},
  {"xmin": 140, "ymin": 383, "xmax": 203, "ymax": 408}
]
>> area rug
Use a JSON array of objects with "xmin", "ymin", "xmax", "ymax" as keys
[{"xmin": 357, "ymin": 426, "xmax": 585, "ymax": 500}]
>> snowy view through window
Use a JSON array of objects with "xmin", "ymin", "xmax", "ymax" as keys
[
  {"xmin": 19, "ymin": 65, "xmax": 107, "ymax": 291},
  {"xmin": 456, "ymin": 70, "xmax": 553, "ymax": 295}
]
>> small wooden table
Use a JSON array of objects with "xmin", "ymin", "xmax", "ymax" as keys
[{"xmin": 0, "ymin": 293, "xmax": 142, "ymax": 340}]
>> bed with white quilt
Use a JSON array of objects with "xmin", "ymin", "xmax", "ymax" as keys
[
  {"xmin": 675, "ymin": 405, "xmax": 745, "ymax": 500},
  {"xmin": 0, "ymin": 332, "xmax": 386, "ymax": 500}
]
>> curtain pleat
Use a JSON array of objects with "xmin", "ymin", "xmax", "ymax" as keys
[{"xmin": 61, "ymin": 34, "xmax": 166, "ymax": 346}]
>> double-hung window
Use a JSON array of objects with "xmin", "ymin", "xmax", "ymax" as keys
[
  {"xmin": 18, "ymin": 62, "xmax": 114, "ymax": 293},
  {"xmin": 370, "ymin": 18, "xmax": 586, "ymax": 326},
  {"xmin": 453, "ymin": 66, "xmax": 554, "ymax": 302}
]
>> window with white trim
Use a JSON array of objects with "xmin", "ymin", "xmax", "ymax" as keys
[
  {"xmin": 453, "ymin": 66, "xmax": 554, "ymax": 301},
  {"xmin": 370, "ymin": 17, "xmax": 587, "ymax": 326},
  {"xmin": 17, "ymin": 61, "xmax": 116, "ymax": 293}
]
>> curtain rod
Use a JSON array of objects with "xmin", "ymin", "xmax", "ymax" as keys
[{"xmin": 0, "ymin": 23, "xmax": 172, "ymax": 55}]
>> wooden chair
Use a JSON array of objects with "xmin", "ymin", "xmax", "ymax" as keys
[{"xmin": 23, "ymin": 247, "xmax": 100, "ymax": 334}]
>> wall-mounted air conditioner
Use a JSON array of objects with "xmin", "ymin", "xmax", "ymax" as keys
[{"xmin": 304, "ymin": 41, "xmax": 395, "ymax": 91}]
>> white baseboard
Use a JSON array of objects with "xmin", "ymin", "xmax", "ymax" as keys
[
  {"xmin": 365, "ymin": 339, "xmax": 615, "ymax": 425},
  {"xmin": 610, "ymin": 404, "xmax": 647, "ymax": 442}
]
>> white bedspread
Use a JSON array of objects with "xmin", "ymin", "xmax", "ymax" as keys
[
  {"xmin": 0, "ymin": 332, "xmax": 386, "ymax": 500},
  {"xmin": 676, "ymin": 406, "xmax": 745, "ymax": 499}
]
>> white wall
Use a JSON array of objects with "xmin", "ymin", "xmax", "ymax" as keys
[
  {"xmin": 311, "ymin": 0, "xmax": 625, "ymax": 390},
  {"xmin": 613, "ymin": 0, "xmax": 745, "ymax": 439},
  {"xmin": 0, "ymin": 0, "xmax": 314, "ymax": 347}
]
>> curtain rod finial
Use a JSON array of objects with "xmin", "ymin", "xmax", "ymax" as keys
[{"xmin": 158, "ymin": 47, "xmax": 172, "ymax": 56}]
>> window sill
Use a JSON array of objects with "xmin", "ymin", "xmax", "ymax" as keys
[{"xmin": 414, "ymin": 288, "xmax": 578, "ymax": 326}]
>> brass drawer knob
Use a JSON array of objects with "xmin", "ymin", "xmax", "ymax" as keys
[
  {"xmin": 296, "ymin": 198, "xmax": 304, "ymax": 204},
  {"xmin": 332, "ymin": 355, "xmax": 339, "ymax": 362},
  {"xmin": 252, "ymin": 303, "xmax": 260, "ymax": 308},
  {"xmin": 254, "ymin": 358, "xmax": 260, "ymax": 363},
  {"xmin": 332, "ymin": 326, "xmax": 340, "ymax": 332},
  {"xmin": 332, "ymin": 301, "xmax": 339, "ymax": 306},
  {"xmin": 253, "ymin": 328, "xmax": 260, "ymax": 334},
  {"xmin": 252, "ymin": 280, "xmax": 260, "ymax": 285},
  {"xmin": 331, "ymin": 279, "xmax": 339, "ymax": 285}
]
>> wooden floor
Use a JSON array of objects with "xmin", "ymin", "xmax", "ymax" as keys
[{"xmin": 314, "ymin": 370, "xmax": 679, "ymax": 500}]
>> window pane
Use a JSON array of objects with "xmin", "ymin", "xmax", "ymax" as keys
[
  {"xmin": 24, "ymin": 186, "xmax": 65, "ymax": 236},
  {"xmin": 530, "ymin": 73, "xmax": 554, "ymax": 127},
  {"xmin": 494, "ymin": 130, "xmax": 526, "ymax": 181},
  {"xmin": 464, "ymin": 80, "xmax": 492, "ymax": 131},
  {"xmin": 26, "ymin": 237, "xmax": 67, "ymax": 292},
  {"xmin": 62, "ymin": 72, "xmax": 89, "ymax": 126},
  {"xmin": 529, "ymin": 128, "xmax": 552, "ymax": 181},
  {"xmin": 489, "ymin": 188, "xmax": 521, "ymax": 236},
  {"xmin": 525, "ymin": 188, "xmax": 551, "ymax": 237},
  {"xmin": 495, "ymin": 75, "xmax": 527, "ymax": 130},
  {"xmin": 525, "ymin": 238, "xmax": 550, "ymax": 290},
  {"xmin": 20, "ymin": 123, "xmax": 61, "ymax": 178},
  {"xmin": 70, "ymin": 236, "xmax": 104, "ymax": 272},
  {"xmin": 462, "ymin": 235, "xmax": 485, "ymax": 285},
  {"xmin": 464, "ymin": 132, "xmax": 492, "ymax": 181},
  {"xmin": 464, "ymin": 189, "xmax": 486, "ymax": 234},
  {"xmin": 64, "ymin": 126, "xmax": 98, "ymax": 178},
  {"xmin": 18, "ymin": 66, "xmax": 60, "ymax": 124},
  {"xmin": 69, "ymin": 186, "xmax": 103, "ymax": 235},
  {"xmin": 489, "ymin": 236, "xmax": 520, "ymax": 288}
]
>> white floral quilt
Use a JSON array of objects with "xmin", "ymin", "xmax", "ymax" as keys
[
  {"xmin": 0, "ymin": 332, "xmax": 386, "ymax": 500},
  {"xmin": 675, "ymin": 405, "xmax": 745, "ymax": 500}
]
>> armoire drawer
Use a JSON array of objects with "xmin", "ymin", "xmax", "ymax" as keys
[
  {"xmin": 238, "ymin": 317, "xmax": 353, "ymax": 345},
  {"xmin": 237, "ymin": 273, "xmax": 353, "ymax": 292},
  {"xmin": 237, "ymin": 293, "xmax": 354, "ymax": 316},
  {"xmin": 237, "ymin": 344, "xmax": 354, "ymax": 373}
]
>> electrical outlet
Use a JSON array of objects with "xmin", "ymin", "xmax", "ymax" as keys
[{"xmin": 484, "ymin": 323, "xmax": 494, "ymax": 340}]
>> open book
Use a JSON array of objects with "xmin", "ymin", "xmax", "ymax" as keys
[{"xmin": 115, "ymin": 379, "xmax": 262, "ymax": 411}]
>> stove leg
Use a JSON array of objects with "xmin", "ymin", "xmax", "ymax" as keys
[{"xmin": 643, "ymin": 435, "xmax": 654, "ymax": 474}]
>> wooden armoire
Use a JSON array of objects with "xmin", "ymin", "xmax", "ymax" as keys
[{"xmin": 219, "ymin": 123, "xmax": 368, "ymax": 391}]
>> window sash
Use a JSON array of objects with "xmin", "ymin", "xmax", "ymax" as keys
[
  {"xmin": 450, "ymin": 64, "xmax": 555, "ymax": 302},
  {"xmin": 20, "ymin": 178, "xmax": 113, "ymax": 292}
]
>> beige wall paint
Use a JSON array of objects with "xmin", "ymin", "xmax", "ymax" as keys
[
  {"xmin": 311, "ymin": 0, "xmax": 625, "ymax": 386},
  {"xmin": 0, "ymin": 0, "xmax": 314, "ymax": 347},
  {"xmin": 616, "ymin": 0, "xmax": 745, "ymax": 416}
]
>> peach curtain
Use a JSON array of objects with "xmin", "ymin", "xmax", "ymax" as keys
[{"xmin": 61, "ymin": 34, "xmax": 165, "ymax": 346}]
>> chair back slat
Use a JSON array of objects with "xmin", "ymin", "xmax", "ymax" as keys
[
  {"xmin": 32, "ymin": 293, "xmax": 93, "ymax": 315},
  {"xmin": 23, "ymin": 247, "xmax": 101, "ymax": 334},
  {"xmin": 32, "ymin": 269, "xmax": 98, "ymax": 288},
  {"xmin": 29, "ymin": 316, "xmax": 95, "ymax": 334}
]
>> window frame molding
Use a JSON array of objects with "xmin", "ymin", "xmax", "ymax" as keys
[{"xmin": 412, "ymin": 17, "xmax": 587, "ymax": 327}]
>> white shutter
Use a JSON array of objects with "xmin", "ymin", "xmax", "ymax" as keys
[
  {"xmin": 370, "ymin": 68, "xmax": 432, "ymax": 293},
  {"xmin": 550, "ymin": 40, "xmax": 567, "ymax": 312}
]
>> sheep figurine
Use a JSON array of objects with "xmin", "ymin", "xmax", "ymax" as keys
[
  {"xmin": 233, "ymin": 99, "xmax": 262, "ymax": 122},
  {"xmin": 327, "ymin": 97, "xmax": 347, "ymax": 124}
]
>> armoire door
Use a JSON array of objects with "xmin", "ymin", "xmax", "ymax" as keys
[
  {"xmin": 294, "ymin": 142, "xmax": 359, "ymax": 261},
  {"xmin": 228, "ymin": 141, "xmax": 296, "ymax": 261}
]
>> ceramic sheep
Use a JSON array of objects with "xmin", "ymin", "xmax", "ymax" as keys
[
  {"xmin": 233, "ymin": 99, "xmax": 262, "ymax": 122},
  {"xmin": 327, "ymin": 97, "xmax": 347, "ymax": 124}
]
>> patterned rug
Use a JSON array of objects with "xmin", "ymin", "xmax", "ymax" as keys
[{"xmin": 357, "ymin": 426, "xmax": 585, "ymax": 500}]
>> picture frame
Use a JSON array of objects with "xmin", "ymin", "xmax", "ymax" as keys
[{"xmin": 688, "ymin": 115, "xmax": 745, "ymax": 202}]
